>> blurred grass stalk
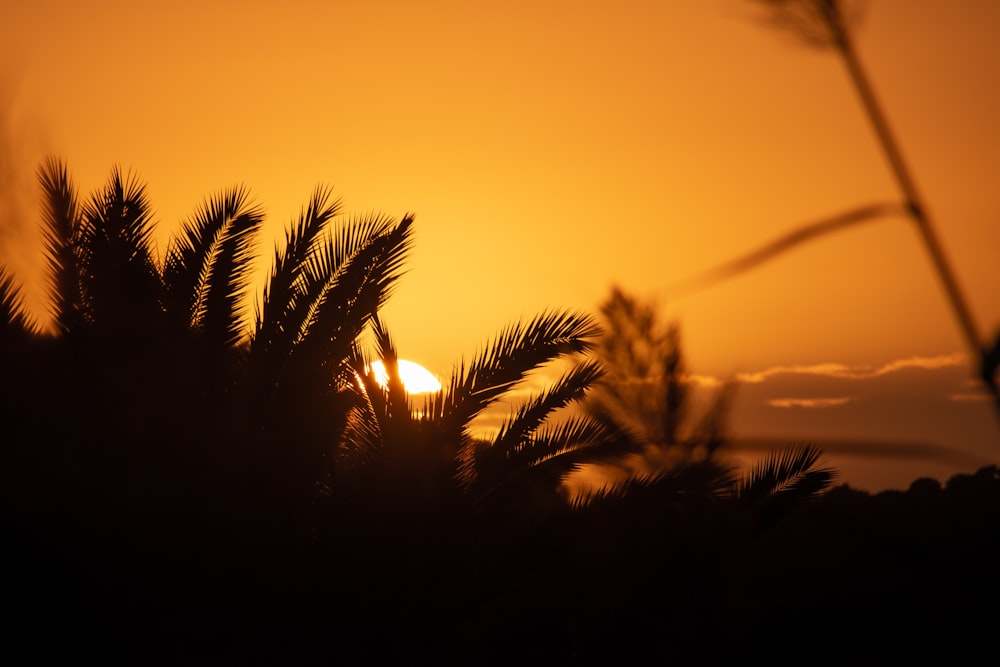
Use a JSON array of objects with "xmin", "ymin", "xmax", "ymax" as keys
[{"xmin": 759, "ymin": 0, "xmax": 1000, "ymax": 426}]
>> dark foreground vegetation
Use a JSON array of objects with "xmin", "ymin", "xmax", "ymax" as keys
[
  {"xmin": 4, "ymin": 464, "xmax": 999, "ymax": 665},
  {"xmin": 2, "ymin": 162, "xmax": 998, "ymax": 665}
]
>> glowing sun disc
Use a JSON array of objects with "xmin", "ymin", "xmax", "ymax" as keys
[{"xmin": 369, "ymin": 359, "xmax": 443, "ymax": 394}]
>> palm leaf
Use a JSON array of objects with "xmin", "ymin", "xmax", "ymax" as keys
[
  {"xmin": 430, "ymin": 309, "xmax": 600, "ymax": 488},
  {"xmin": 164, "ymin": 185, "xmax": 264, "ymax": 350},
  {"xmin": 482, "ymin": 414, "xmax": 631, "ymax": 497},
  {"xmin": 0, "ymin": 264, "xmax": 36, "ymax": 337},
  {"xmin": 441, "ymin": 310, "xmax": 601, "ymax": 427},
  {"xmin": 337, "ymin": 363, "xmax": 386, "ymax": 471},
  {"xmin": 340, "ymin": 315, "xmax": 411, "ymax": 461},
  {"xmin": 470, "ymin": 361, "xmax": 606, "ymax": 495},
  {"xmin": 195, "ymin": 192, "xmax": 264, "ymax": 350},
  {"xmin": 37, "ymin": 158, "xmax": 82, "ymax": 335},
  {"xmin": 490, "ymin": 358, "xmax": 606, "ymax": 459},
  {"xmin": 252, "ymin": 185, "xmax": 341, "ymax": 359},
  {"xmin": 735, "ymin": 443, "xmax": 837, "ymax": 506},
  {"xmin": 570, "ymin": 458, "xmax": 736, "ymax": 509},
  {"xmin": 367, "ymin": 315, "xmax": 409, "ymax": 419},
  {"xmin": 291, "ymin": 213, "xmax": 414, "ymax": 375},
  {"xmin": 466, "ymin": 416, "xmax": 629, "ymax": 511},
  {"xmin": 76, "ymin": 166, "xmax": 162, "ymax": 333}
]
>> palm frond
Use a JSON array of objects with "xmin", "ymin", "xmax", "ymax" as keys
[
  {"xmin": 491, "ymin": 358, "xmax": 605, "ymax": 457},
  {"xmin": 442, "ymin": 309, "xmax": 601, "ymax": 427},
  {"xmin": 430, "ymin": 310, "xmax": 600, "ymax": 489},
  {"xmin": 470, "ymin": 361, "xmax": 606, "ymax": 493},
  {"xmin": 735, "ymin": 443, "xmax": 837, "ymax": 506},
  {"xmin": 368, "ymin": 315, "xmax": 409, "ymax": 418},
  {"xmin": 337, "ymin": 366, "xmax": 385, "ymax": 471},
  {"xmin": 37, "ymin": 158, "xmax": 82, "ymax": 335},
  {"xmin": 571, "ymin": 459, "xmax": 737, "ymax": 509},
  {"xmin": 164, "ymin": 185, "xmax": 264, "ymax": 350},
  {"xmin": 498, "ymin": 414, "xmax": 625, "ymax": 479},
  {"xmin": 77, "ymin": 165, "xmax": 163, "ymax": 332},
  {"xmin": 291, "ymin": 213, "xmax": 414, "ymax": 374},
  {"xmin": 341, "ymin": 315, "xmax": 411, "ymax": 453},
  {"xmin": 196, "ymin": 192, "xmax": 265, "ymax": 350},
  {"xmin": 348, "ymin": 340, "xmax": 388, "ymax": 415},
  {"xmin": 0, "ymin": 264, "xmax": 37, "ymax": 336},
  {"xmin": 472, "ymin": 414, "xmax": 627, "ymax": 506},
  {"xmin": 252, "ymin": 185, "xmax": 341, "ymax": 358}
]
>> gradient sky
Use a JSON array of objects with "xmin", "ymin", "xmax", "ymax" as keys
[{"xmin": 2, "ymin": 0, "xmax": 998, "ymax": 490}]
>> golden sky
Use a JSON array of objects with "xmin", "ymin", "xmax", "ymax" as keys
[{"xmin": 3, "ymin": 0, "xmax": 998, "ymax": 490}]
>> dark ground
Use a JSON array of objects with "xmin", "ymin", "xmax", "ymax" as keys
[{"xmin": 4, "ymin": 466, "xmax": 999, "ymax": 666}]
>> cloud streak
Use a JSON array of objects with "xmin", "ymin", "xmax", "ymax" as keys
[
  {"xmin": 732, "ymin": 353, "xmax": 967, "ymax": 384},
  {"xmin": 767, "ymin": 397, "xmax": 852, "ymax": 408},
  {"xmin": 716, "ymin": 350, "xmax": 998, "ymax": 491}
]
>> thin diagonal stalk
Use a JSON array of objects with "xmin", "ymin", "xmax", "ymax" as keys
[
  {"xmin": 823, "ymin": 5, "xmax": 1000, "ymax": 423},
  {"xmin": 666, "ymin": 201, "xmax": 906, "ymax": 298}
]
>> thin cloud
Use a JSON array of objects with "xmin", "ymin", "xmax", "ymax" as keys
[
  {"xmin": 732, "ymin": 353, "xmax": 967, "ymax": 385},
  {"xmin": 731, "ymin": 436, "xmax": 988, "ymax": 466},
  {"xmin": 566, "ymin": 353, "xmax": 968, "ymax": 392},
  {"xmin": 768, "ymin": 397, "xmax": 852, "ymax": 408},
  {"xmin": 686, "ymin": 373, "xmax": 726, "ymax": 388},
  {"xmin": 949, "ymin": 392, "xmax": 992, "ymax": 402}
]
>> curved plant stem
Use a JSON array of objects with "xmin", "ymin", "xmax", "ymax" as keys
[
  {"xmin": 666, "ymin": 201, "xmax": 907, "ymax": 298},
  {"xmin": 824, "ymin": 3, "xmax": 1000, "ymax": 426}
]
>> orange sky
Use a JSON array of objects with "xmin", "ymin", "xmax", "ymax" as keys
[{"xmin": 3, "ymin": 0, "xmax": 998, "ymax": 490}]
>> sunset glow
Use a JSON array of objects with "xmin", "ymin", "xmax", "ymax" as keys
[
  {"xmin": 2, "ymin": 0, "xmax": 998, "ymax": 490},
  {"xmin": 3, "ymin": 3, "xmax": 999, "ymax": 661}
]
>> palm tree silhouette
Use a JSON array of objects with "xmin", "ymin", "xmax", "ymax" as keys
[
  {"xmin": 572, "ymin": 286, "xmax": 737, "ymax": 504},
  {"xmin": 4, "ymin": 160, "xmax": 413, "ymax": 549},
  {"xmin": 343, "ymin": 309, "xmax": 616, "ymax": 513},
  {"xmin": 2, "ymin": 159, "xmax": 856, "ymax": 663},
  {"xmin": 236, "ymin": 190, "xmax": 414, "ymax": 535}
]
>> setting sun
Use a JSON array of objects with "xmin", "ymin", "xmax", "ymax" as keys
[{"xmin": 369, "ymin": 359, "xmax": 443, "ymax": 394}]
